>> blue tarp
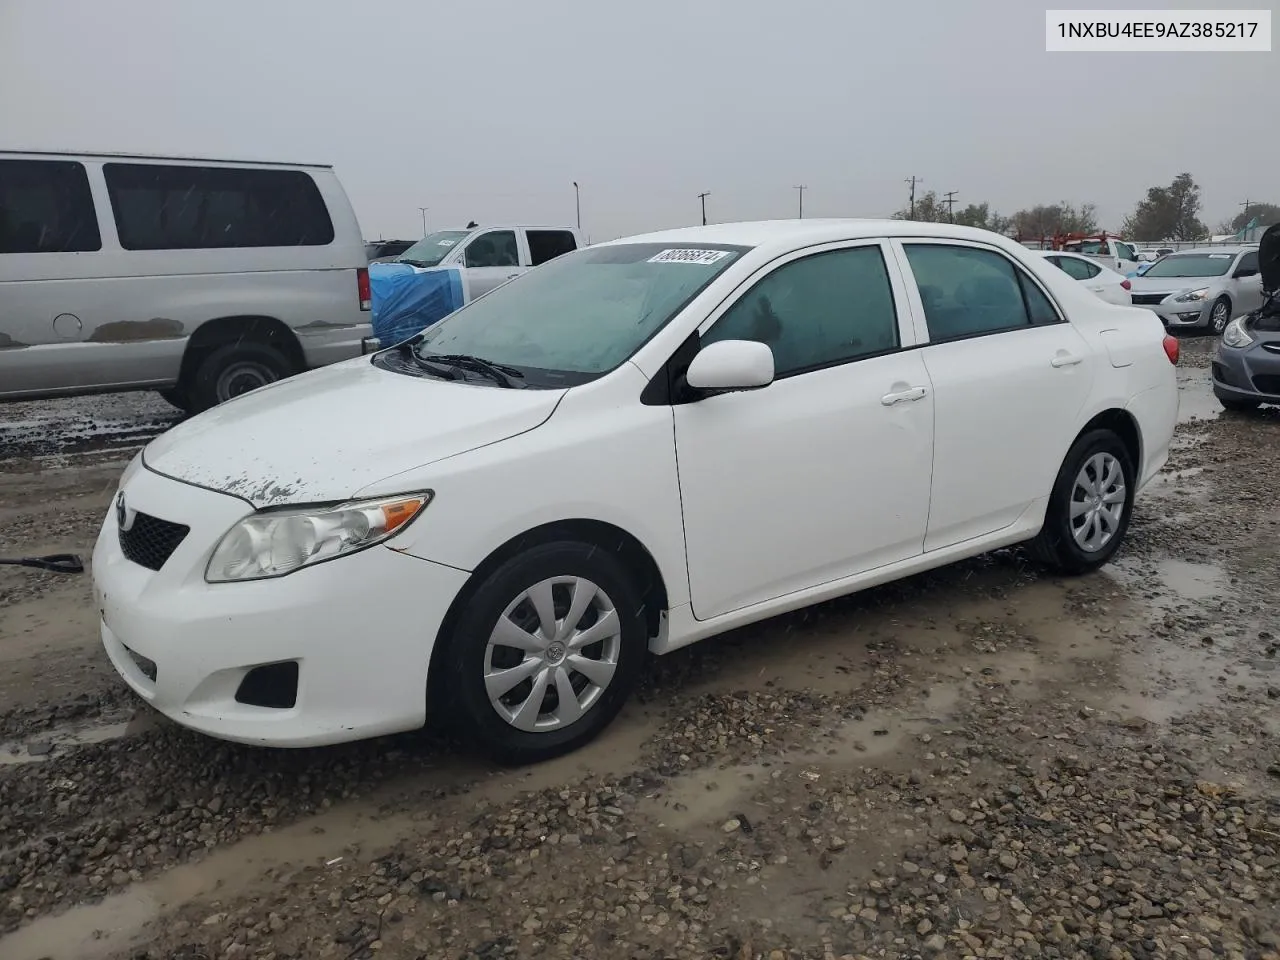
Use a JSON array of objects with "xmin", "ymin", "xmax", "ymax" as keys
[{"xmin": 369, "ymin": 262, "xmax": 467, "ymax": 346}]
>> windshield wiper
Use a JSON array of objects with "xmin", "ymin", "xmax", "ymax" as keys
[
  {"xmin": 423, "ymin": 353, "xmax": 525, "ymax": 388},
  {"xmin": 397, "ymin": 343, "xmax": 460, "ymax": 380},
  {"xmin": 397, "ymin": 258, "xmax": 434, "ymax": 268}
]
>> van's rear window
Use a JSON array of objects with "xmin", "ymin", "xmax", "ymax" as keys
[{"xmin": 103, "ymin": 163, "xmax": 335, "ymax": 251}]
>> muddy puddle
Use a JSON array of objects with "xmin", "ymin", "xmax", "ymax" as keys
[{"xmin": 0, "ymin": 712, "xmax": 156, "ymax": 766}]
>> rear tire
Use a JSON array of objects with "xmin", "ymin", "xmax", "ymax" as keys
[
  {"xmin": 187, "ymin": 342, "xmax": 294, "ymax": 413},
  {"xmin": 1030, "ymin": 429, "xmax": 1135, "ymax": 575},
  {"xmin": 438, "ymin": 541, "xmax": 648, "ymax": 765}
]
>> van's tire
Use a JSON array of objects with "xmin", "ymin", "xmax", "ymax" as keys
[
  {"xmin": 1030, "ymin": 428, "xmax": 1136, "ymax": 575},
  {"xmin": 157, "ymin": 388, "xmax": 192, "ymax": 414},
  {"xmin": 438, "ymin": 541, "xmax": 648, "ymax": 765},
  {"xmin": 187, "ymin": 342, "xmax": 294, "ymax": 413}
]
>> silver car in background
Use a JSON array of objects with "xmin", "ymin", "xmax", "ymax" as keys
[{"xmin": 1127, "ymin": 246, "xmax": 1264, "ymax": 334}]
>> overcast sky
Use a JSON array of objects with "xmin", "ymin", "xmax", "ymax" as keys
[{"xmin": 2, "ymin": 0, "xmax": 1274, "ymax": 241}]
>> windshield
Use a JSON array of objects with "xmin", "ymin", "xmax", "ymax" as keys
[
  {"xmin": 396, "ymin": 230, "xmax": 471, "ymax": 267},
  {"xmin": 1143, "ymin": 253, "xmax": 1236, "ymax": 279},
  {"xmin": 409, "ymin": 242, "xmax": 748, "ymax": 386}
]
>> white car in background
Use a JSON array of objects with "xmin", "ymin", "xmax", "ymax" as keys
[
  {"xmin": 1040, "ymin": 251, "xmax": 1133, "ymax": 305},
  {"xmin": 92, "ymin": 220, "xmax": 1180, "ymax": 763}
]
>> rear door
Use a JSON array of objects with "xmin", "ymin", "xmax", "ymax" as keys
[
  {"xmin": 461, "ymin": 229, "xmax": 522, "ymax": 297},
  {"xmin": 1232, "ymin": 251, "xmax": 1264, "ymax": 314},
  {"xmin": 893, "ymin": 239, "xmax": 1096, "ymax": 551}
]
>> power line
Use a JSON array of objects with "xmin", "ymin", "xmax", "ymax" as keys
[
  {"xmin": 943, "ymin": 191, "xmax": 958, "ymax": 223},
  {"xmin": 697, "ymin": 191, "xmax": 711, "ymax": 226},
  {"xmin": 904, "ymin": 176, "xmax": 923, "ymax": 220},
  {"xmin": 794, "ymin": 185, "xmax": 807, "ymax": 219}
]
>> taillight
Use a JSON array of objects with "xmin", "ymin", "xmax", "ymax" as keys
[
  {"xmin": 357, "ymin": 267, "xmax": 371, "ymax": 311},
  {"xmin": 1162, "ymin": 334, "xmax": 1179, "ymax": 365},
  {"xmin": 1121, "ymin": 279, "xmax": 1131, "ymax": 290}
]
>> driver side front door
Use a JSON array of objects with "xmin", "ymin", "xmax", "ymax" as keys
[{"xmin": 671, "ymin": 240, "xmax": 935, "ymax": 621}]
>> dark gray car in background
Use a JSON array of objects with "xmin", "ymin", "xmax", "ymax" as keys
[{"xmin": 1212, "ymin": 224, "xmax": 1280, "ymax": 411}]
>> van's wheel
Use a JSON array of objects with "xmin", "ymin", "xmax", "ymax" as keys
[
  {"xmin": 1030, "ymin": 428, "xmax": 1136, "ymax": 575},
  {"xmin": 440, "ymin": 541, "xmax": 648, "ymax": 765},
  {"xmin": 1209, "ymin": 297, "xmax": 1232, "ymax": 334},
  {"xmin": 187, "ymin": 342, "xmax": 293, "ymax": 412}
]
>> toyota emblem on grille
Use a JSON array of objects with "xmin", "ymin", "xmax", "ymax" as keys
[{"xmin": 116, "ymin": 492, "xmax": 135, "ymax": 532}]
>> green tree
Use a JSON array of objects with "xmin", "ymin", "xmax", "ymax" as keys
[
  {"xmin": 952, "ymin": 202, "xmax": 1013, "ymax": 234},
  {"xmin": 893, "ymin": 193, "xmax": 1011, "ymax": 233},
  {"xmin": 1217, "ymin": 202, "xmax": 1280, "ymax": 234},
  {"xmin": 892, "ymin": 190, "xmax": 949, "ymax": 222},
  {"xmin": 1010, "ymin": 202, "xmax": 1098, "ymax": 240},
  {"xmin": 1121, "ymin": 173, "xmax": 1208, "ymax": 242}
]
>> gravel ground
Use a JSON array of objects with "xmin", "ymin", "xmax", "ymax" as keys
[{"xmin": 1, "ymin": 337, "xmax": 1278, "ymax": 960}]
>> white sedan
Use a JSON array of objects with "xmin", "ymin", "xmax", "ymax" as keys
[
  {"xmin": 92, "ymin": 220, "xmax": 1179, "ymax": 763},
  {"xmin": 1040, "ymin": 250, "xmax": 1134, "ymax": 305}
]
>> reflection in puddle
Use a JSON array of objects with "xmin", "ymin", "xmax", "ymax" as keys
[{"xmin": 1177, "ymin": 368, "xmax": 1221, "ymax": 423}]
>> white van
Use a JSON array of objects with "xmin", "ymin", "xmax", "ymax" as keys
[{"xmin": 0, "ymin": 151, "xmax": 372, "ymax": 412}]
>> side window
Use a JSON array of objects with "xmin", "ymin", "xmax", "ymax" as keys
[
  {"xmin": 904, "ymin": 244, "xmax": 1055, "ymax": 341},
  {"xmin": 464, "ymin": 230, "xmax": 519, "ymax": 268},
  {"xmin": 700, "ymin": 245, "xmax": 900, "ymax": 378},
  {"xmin": 0, "ymin": 159, "xmax": 101, "ymax": 253},
  {"xmin": 1056, "ymin": 257, "xmax": 1091, "ymax": 281},
  {"xmin": 1237, "ymin": 251, "xmax": 1259, "ymax": 275},
  {"xmin": 1079, "ymin": 259, "xmax": 1102, "ymax": 278},
  {"xmin": 103, "ymin": 163, "xmax": 334, "ymax": 249},
  {"xmin": 527, "ymin": 230, "xmax": 577, "ymax": 266}
]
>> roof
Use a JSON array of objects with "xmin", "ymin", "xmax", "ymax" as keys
[
  {"xmin": 0, "ymin": 149, "xmax": 333, "ymax": 169},
  {"xmin": 1164, "ymin": 245, "xmax": 1252, "ymax": 256},
  {"xmin": 606, "ymin": 218, "xmax": 1017, "ymax": 253}
]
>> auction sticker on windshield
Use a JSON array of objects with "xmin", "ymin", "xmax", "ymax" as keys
[
  {"xmin": 648, "ymin": 249, "xmax": 731, "ymax": 265},
  {"xmin": 1210, "ymin": 253, "xmax": 1232, "ymax": 258}
]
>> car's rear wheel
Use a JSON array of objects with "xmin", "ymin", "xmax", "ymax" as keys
[
  {"xmin": 187, "ymin": 342, "xmax": 294, "ymax": 413},
  {"xmin": 1214, "ymin": 390, "xmax": 1260, "ymax": 412},
  {"xmin": 440, "ymin": 541, "xmax": 647, "ymax": 764},
  {"xmin": 1209, "ymin": 296, "xmax": 1232, "ymax": 335},
  {"xmin": 1030, "ymin": 429, "xmax": 1135, "ymax": 575}
]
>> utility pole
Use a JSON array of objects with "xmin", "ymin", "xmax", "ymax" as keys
[
  {"xmin": 943, "ymin": 190, "xmax": 958, "ymax": 223},
  {"xmin": 794, "ymin": 184, "xmax": 807, "ymax": 219},
  {"xmin": 417, "ymin": 207, "xmax": 429, "ymax": 237},
  {"xmin": 573, "ymin": 181, "xmax": 581, "ymax": 230},
  {"xmin": 904, "ymin": 176, "xmax": 922, "ymax": 220},
  {"xmin": 697, "ymin": 191, "xmax": 710, "ymax": 226}
]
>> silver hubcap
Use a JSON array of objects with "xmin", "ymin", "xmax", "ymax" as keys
[
  {"xmin": 1212, "ymin": 303, "xmax": 1229, "ymax": 332},
  {"xmin": 216, "ymin": 361, "xmax": 277, "ymax": 401},
  {"xmin": 484, "ymin": 577, "xmax": 621, "ymax": 732},
  {"xmin": 1070, "ymin": 452, "xmax": 1126, "ymax": 553}
]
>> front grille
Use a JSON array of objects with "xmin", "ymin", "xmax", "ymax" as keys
[
  {"xmin": 1262, "ymin": 343, "xmax": 1280, "ymax": 355},
  {"xmin": 119, "ymin": 512, "xmax": 190, "ymax": 571},
  {"xmin": 1251, "ymin": 374, "xmax": 1280, "ymax": 396},
  {"xmin": 1132, "ymin": 294, "xmax": 1168, "ymax": 306}
]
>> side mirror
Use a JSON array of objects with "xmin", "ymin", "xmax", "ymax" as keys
[
  {"xmin": 1234, "ymin": 268, "xmax": 1258, "ymax": 279},
  {"xmin": 685, "ymin": 340, "xmax": 775, "ymax": 394}
]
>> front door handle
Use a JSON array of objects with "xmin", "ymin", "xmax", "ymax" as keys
[
  {"xmin": 1051, "ymin": 352, "xmax": 1083, "ymax": 368},
  {"xmin": 881, "ymin": 386, "xmax": 929, "ymax": 405}
]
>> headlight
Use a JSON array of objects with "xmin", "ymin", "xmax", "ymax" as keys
[
  {"xmin": 205, "ymin": 492, "xmax": 431, "ymax": 583},
  {"xmin": 1221, "ymin": 318, "xmax": 1254, "ymax": 348},
  {"xmin": 1174, "ymin": 288, "xmax": 1209, "ymax": 303}
]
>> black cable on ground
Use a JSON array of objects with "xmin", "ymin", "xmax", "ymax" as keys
[{"xmin": 0, "ymin": 554, "xmax": 84, "ymax": 574}]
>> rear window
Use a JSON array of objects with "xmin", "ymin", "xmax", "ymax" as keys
[
  {"xmin": 103, "ymin": 163, "xmax": 334, "ymax": 250},
  {"xmin": 0, "ymin": 159, "xmax": 101, "ymax": 253},
  {"xmin": 527, "ymin": 229, "xmax": 578, "ymax": 266}
]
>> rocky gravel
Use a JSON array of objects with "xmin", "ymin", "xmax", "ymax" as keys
[{"xmin": 1, "ymin": 339, "xmax": 1278, "ymax": 960}]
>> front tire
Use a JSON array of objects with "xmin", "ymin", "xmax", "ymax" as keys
[
  {"xmin": 1209, "ymin": 297, "xmax": 1232, "ymax": 335},
  {"xmin": 440, "ymin": 541, "xmax": 648, "ymax": 765},
  {"xmin": 1030, "ymin": 429, "xmax": 1135, "ymax": 575}
]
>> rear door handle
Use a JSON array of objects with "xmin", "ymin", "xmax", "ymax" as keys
[
  {"xmin": 881, "ymin": 386, "xmax": 929, "ymax": 405},
  {"xmin": 1051, "ymin": 353, "xmax": 1083, "ymax": 368}
]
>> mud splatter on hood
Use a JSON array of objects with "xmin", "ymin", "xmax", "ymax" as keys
[{"xmin": 141, "ymin": 357, "xmax": 565, "ymax": 508}]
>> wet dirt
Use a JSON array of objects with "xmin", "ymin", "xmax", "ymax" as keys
[{"xmin": 1, "ymin": 335, "xmax": 1278, "ymax": 960}]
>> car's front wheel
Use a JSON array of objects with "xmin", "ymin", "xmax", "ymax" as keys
[
  {"xmin": 440, "ymin": 541, "xmax": 648, "ymax": 764},
  {"xmin": 1030, "ymin": 428, "xmax": 1136, "ymax": 575},
  {"xmin": 1209, "ymin": 296, "xmax": 1232, "ymax": 335}
]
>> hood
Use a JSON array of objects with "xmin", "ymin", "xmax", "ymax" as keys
[
  {"xmin": 1127, "ymin": 275, "xmax": 1218, "ymax": 296},
  {"xmin": 1261, "ymin": 223, "xmax": 1280, "ymax": 292},
  {"xmin": 143, "ymin": 357, "xmax": 565, "ymax": 508}
]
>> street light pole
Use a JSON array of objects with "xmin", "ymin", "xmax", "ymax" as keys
[
  {"xmin": 573, "ymin": 182, "xmax": 581, "ymax": 230},
  {"xmin": 417, "ymin": 206, "xmax": 429, "ymax": 237},
  {"xmin": 698, "ymin": 191, "xmax": 710, "ymax": 226},
  {"xmin": 794, "ymin": 184, "xmax": 807, "ymax": 219}
]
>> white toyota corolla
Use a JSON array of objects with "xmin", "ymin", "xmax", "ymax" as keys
[{"xmin": 93, "ymin": 220, "xmax": 1179, "ymax": 763}]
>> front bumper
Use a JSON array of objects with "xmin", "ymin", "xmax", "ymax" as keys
[
  {"xmin": 91, "ymin": 464, "xmax": 470, "ymax": 747},
  {"xmin": 1132, "ymin": 299, "xmax": 1210, "ymax": 328},
  {"xmin": 1212, "ymin": 341, "xmax": 1280, "ymax": 403}
]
